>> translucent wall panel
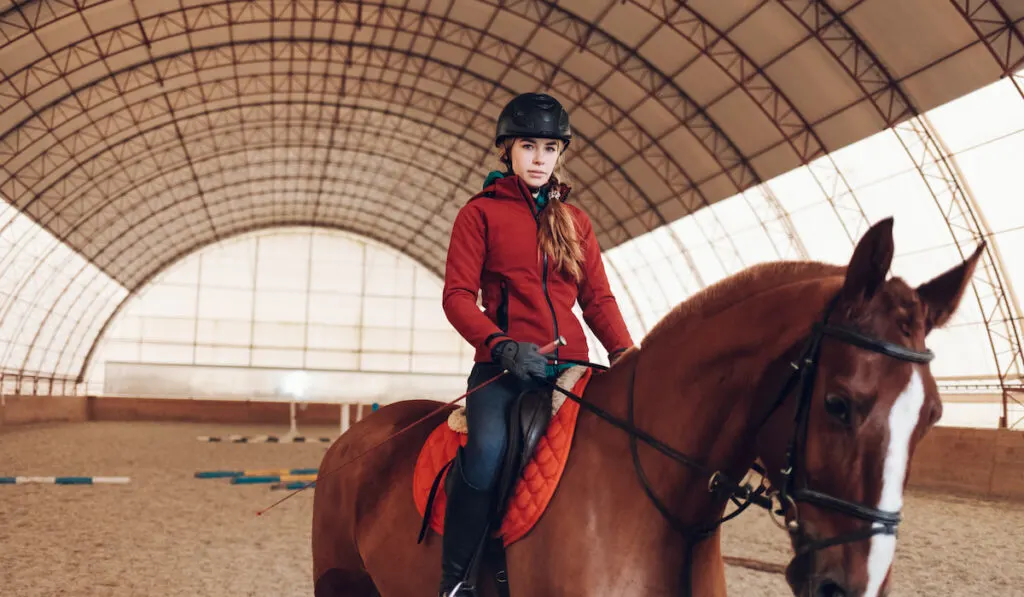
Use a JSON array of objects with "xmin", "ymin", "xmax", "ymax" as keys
[
  {"xmin": 0, "ymin": 201, "xmax": 127, "ymax": 392},
  {"xmin": 926, "ymin": 72, "xmax": 1024, "ymax": 319},
  {"xmin": 602, "ymin": 75, "xmax": 1024, "ymax": 394},
  {"xmin": 88, "ymin": 227, "xmax": 477, "ymax": 400}
]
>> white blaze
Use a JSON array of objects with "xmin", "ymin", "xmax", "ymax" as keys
[{"xmin": 864, "ymin": 369, "xmax": 925, "ymax": 597}]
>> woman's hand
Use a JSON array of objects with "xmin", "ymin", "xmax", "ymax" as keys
[{"xmin": 491, "ymin": 340, "xmax": 548, "ymax": 381}]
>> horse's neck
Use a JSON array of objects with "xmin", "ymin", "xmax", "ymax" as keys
[
  {"xmin": 560, "ymin": 274, "xmax": 836, "ymax": 594},
  {"xmin": 625, "ymin": 277, "xmax": 835, "ymax": 522}
]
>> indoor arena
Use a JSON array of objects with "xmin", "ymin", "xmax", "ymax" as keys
[{"xmin": 2, "ymin": 2, "xmax": 1022, "ymax": 596}]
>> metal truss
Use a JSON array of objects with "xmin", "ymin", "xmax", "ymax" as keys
[
  {"xmin": 628, "ymin": 0, "xmax": 868, "ymax": 250},
  {"xmin": 893, "ymin": 115, "xmax": 1024, "ymax": 429},
  {"xmin": 0, "ymin": 1, "xmax": 762, "ymax": 291},
  {"xmin": 947, "ymin": 0, "xmax": 1024, "ymax": 427},
  {"xmin": 773, "ymin": 0, "xmax": 1024, "ymax": 429},
  {"xmin": 949, "ymin": 0, "xmax": 1024, "ymax": 80}
]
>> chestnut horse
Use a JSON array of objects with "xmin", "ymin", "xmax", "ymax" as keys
[{"xmin": 312, "ymin": 217, "xmax": 983, "ymax": 597}]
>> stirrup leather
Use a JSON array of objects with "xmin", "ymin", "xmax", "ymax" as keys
[{"xmin": 443, "ymin": 581, "xmax": 474, "ymax": 597}]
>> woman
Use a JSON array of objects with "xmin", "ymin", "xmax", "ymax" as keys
[{"xmin": 439, "ymin": 92, "xmax": 635, "ymax": 596}]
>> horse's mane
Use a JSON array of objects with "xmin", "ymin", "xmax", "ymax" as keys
[{"xmin": 643, "ymin": 260, "xmax": 845, "ymax": 345}]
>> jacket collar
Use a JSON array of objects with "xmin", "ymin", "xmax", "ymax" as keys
[{"xmin": 471, "ymin": 173, "xmax": 572, "ymax": 212}]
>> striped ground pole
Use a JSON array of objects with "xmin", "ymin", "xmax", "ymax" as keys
[
  {"xmin": 230, "ymin": 474, "xmax": 317, "ymax": 485},
  {"xmin": 194, "ymin": 468, "xmax": 318, "ymax": 479},
  {"xmin": 195, "ymin": 435, "xmax": 333, "ymax": 443},
  {"xmin": 270, "ymin": 481, "xmax": 315, "ymax": 490},
  {"xmin": 0, "ymin": 476, "xmax": 130, "ymax": 485}
]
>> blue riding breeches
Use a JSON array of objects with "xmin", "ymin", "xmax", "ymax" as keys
[
  {"xmin": 461, "ymin": 362, "xmax": 525, "ymax": 491},
  {"xmin": 461, "ymin": 360, "xmax": 573, "ymax": 491}
]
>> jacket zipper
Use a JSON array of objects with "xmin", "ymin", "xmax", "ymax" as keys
[{"xmin": 542, "ymin": 252, "xmax": 561, "ymax": 366}]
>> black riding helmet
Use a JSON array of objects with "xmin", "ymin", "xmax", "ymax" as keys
[{"xmin": 494, "ymin": 93, "xmax": 572, "ymax": 148}]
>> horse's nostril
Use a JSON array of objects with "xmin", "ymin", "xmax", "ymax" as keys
[{"xmin": 814, "ymin": 579, "xmax": 847, "ymax": 597}]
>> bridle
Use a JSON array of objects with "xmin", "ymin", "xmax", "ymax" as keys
[
  {"xmin": 764, "ymin": 297, "xmax": 934, "ymax": 560},
  {"xmin": 538, "ymin": 294, "xmax": 934, "ymax": 596}
]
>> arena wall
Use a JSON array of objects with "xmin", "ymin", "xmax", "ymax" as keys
[{"xmin": 2, "ymin": 395, "xmax": 1022, "ymax": 501}]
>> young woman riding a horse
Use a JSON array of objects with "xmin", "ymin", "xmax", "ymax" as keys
[
  {"xmin": 438, "ymin": 92, "xmax": 635, "ymax": 597},
  {"xmin": 311, "ymin": 96, "xmax": 983, "ymax": 597}
]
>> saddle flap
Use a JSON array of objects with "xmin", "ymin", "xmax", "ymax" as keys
[
  {"xmin": 492, "ymin": 389, "xmax": 553, "ymax": 521},
  {"xmin": 517, "ymin": 389, "xmax": 553, "ymax": 473}
]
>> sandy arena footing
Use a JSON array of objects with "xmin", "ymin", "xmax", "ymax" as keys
[{"xmin": 2, "ymin": 421, "xmax": 1020, "ymax": 596}]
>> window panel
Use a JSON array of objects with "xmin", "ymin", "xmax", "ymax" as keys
[
  {"xmin": 307, "ymin": 324, "xmax": 360, "ymax": 351},
  {"xmin": 361, "ymin": 352, "xmax": 410, "ymax": 372},
  {"xmin": 194, "ymin": 345, "xmax": 251, "ymax": 367},
  {"xmin": 363, "ymin": 297, "xmax": 414, "ymax": 328},
  {"xmin": 198, "ymin": 288, "xmax": 253, "ymax": 320},
  {"xmin": 253, "ymin": 290, "xmax": 308, "ymax": 323},
  {"xmin": 78, "ymin": 230, "xmax": 465, "ymax": 388},
  {"xmin": 253, "ymin": 321, "xmax": 306, "ymax": 348},
  {"xmin": 196, "ymin": 319, "xmax": 252, "ymax": 346},
  {"xmin": 363, "ymin": 327, "xmax": 412, "ymax": 352},
  {"xmin": 305, "ymin": 350, "xmax": 360, "ymax": 370},
  {"xmin": 412, "ymin": 328, "xmax": 465, "ymax": 354},
  {"xmin": 308, "ymin": 293, "xmax": 363, "ymax": 325},
  {"xmin": 140, "ymin": 342, "xmax": 193, "ymax": 365},
  {"xmin": 413, "ymin": 298, "xmax": 451, "ymax": 331},
  {"xmin": 141, "ymin": 316, "xmax": 197, "ymax": 344},
  {"xmin": 256, "ymin": 256, "xmax": 310, "ymax": 290},
  {"xmin": 251, "ymin": 348, "xmax": 304, "ymax": 368},
  {"xmin": 309, "ymin": 259, "xmax": 364, "ymax": 293}
]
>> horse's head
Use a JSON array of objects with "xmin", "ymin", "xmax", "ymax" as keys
[{"xmin": 756, "ymin": 218, "xmax": 983, "ymax": 597}]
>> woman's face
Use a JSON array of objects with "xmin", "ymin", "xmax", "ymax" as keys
[{"xmin": 509, "ymin": 137, "xmax": 563, "ymax": 189}]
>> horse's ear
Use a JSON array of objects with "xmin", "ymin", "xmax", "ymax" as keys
[
  {"xmin": 841, "ymin": 217, "xmax": 895, "ymax": 305},
  {"xmin": 916, "ymin": 242, "xmax": 985, "ymax": 333}
]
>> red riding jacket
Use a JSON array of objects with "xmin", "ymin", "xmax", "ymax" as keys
[{"xmin": 442, "ymin": 174, "xmax": 634, "ymax": 364}]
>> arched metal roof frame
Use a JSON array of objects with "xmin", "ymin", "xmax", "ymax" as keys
[
  {"xmin": 950, "ymin": 0, "xmax": 1024, "ymax": 83},
  {"xmin": 0, "ymin": 2, "xmax": 794, "ymax": 272},
  {"xmin": 16, "ymin": 98, "xmax": 489, "ymax": 212},
  {"xmin": 0, "ymin": 91, "xmax": 643, "ymax": 296},
  {"xmin": 13, "ymin": 114, "xmax": 486, "ymax": 262},
  {"xmin": 1, "ymin": 43, "xmax": 719, "ymax": 278},
  {"xmin": 0, "ymin": 0, "xmax": 1020, "ymax": 420},
  {"xmin": 4, "ymin": 69, "xmax": 503, "ymax": 257}
]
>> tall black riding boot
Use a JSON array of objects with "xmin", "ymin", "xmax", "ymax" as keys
[{"xmin": 438, "ymin": 448, "xmax": 494, "ymax": 597}]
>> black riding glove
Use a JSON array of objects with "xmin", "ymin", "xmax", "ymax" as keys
[{"xmin": 491, "ymin": 339, "xmax": 548, "ymax": 382}]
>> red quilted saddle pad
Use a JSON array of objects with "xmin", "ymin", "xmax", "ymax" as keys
[{"xmin": 412, "ymin": 367, "xmax": 591, "ymax": 547}]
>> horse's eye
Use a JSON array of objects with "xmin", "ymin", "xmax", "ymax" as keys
[{"xmin": 824, "ymin": 394, "xmax": 852, "ymax": 426}]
